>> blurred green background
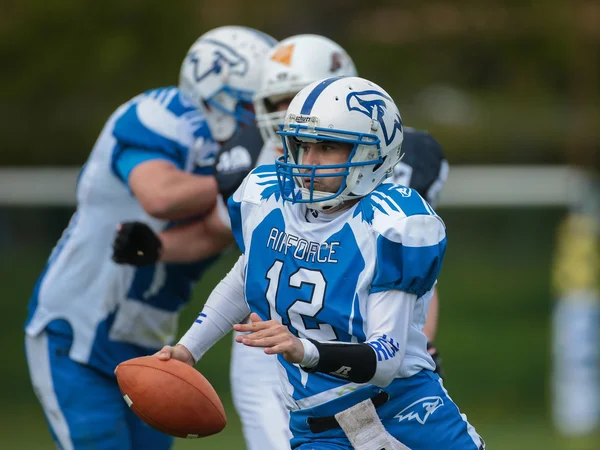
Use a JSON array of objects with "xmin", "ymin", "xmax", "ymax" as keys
[
  {"xmin": 1, "ymin": 0, "xmax": 599, "ymax": 449},
  {"xmin": 1, "ymin": 0, "xmax": 597, "ymax": 168}
]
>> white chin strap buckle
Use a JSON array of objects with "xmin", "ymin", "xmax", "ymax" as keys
[{"xmin": 334, "ymin": 397, "xmax": 410, "ymax": 450}]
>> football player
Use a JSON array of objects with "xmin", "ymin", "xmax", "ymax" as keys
[
  {"xmin": 113, "ymin": 34, "xmax": 449, "ymax": 450},
  {"xmin": 24, "ymin": 26, "xmax": 276, "ymax": 450},
  {"xmin": 235, "ymin": 35, "xmax": 449, "ymax": 449},
  {"xmin": 158, "ymin": 76, "xmax": 485, "ymax": 449}
]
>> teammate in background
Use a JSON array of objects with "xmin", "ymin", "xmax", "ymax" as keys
[
  {"xmin": 113, "ymin": 35, "xmax": 449, "ymax": 450},
  {"xmin": 158, "ymin": 76, "xmax": 485, "ymax": 449},
  {"xmin": 24, "ymin": 26, "xmax": 276, "ymax": 450}
]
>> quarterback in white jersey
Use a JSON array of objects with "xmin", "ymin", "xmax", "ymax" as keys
[
  {"xmin": 158, "ymin": 76, "xmax": 485, "ymax": 449},
  {"xmin": 229, "ymin": 35, "xmax": 448, "ymax": 450},
  {"xmin": 24, "ymin": 26, "xmax": 276, "ymax": 450}
]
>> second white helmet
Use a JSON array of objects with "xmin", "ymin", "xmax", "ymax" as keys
[
  {"xmin": 254, "ymin": 34, "xmax": 357, "ymax": 148},
  {"xmin": 179, "ymin": 26, "xmax": 277, "ymax": 142}
]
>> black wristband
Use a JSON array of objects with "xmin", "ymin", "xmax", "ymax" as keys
[{"xmin": 303, "ymin": 339, "xmax": 377, "ymax": 383}]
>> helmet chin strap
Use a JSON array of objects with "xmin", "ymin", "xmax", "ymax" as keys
[
  {"xmin": 304, "ymin": 203, "xmax": 349, "ymax": 222},
  {"xmin": 304, "ymin": 193, "xmax": 350, "ymax": 213}
]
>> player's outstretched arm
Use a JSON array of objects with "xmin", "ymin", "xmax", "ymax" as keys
[
  {"xmin": 297, "ymin": 290, "xmax": 416, "ymax": 387},
  {"xmin": 233, "ymin": 313, "xmax": 306, "ymax": 363},
  {"xmin": 129, "ymin": 160, "xmax": 219, "ymax": 220},
  {"xmin": 233, "ymin": 291, "xmax": 417, "ymax": 388},
  {"xmin": 175, "ymin": 254, "xmax": 250, "ymax": 363},
  {"xmin": 234, "ymin": 314, "xmax": 380, "ymax": 383}
]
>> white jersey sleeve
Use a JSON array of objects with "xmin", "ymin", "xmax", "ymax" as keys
[
  {"xmin": 369, "ymin": 199, "xmax": 446, "ymax": 298},
  {"xmin": 364, "ymin": 289, "xmax": 417, "ymax": 387},
  {"xmin": 178, "ymin": 253, "xmax": 250, "ymax": 362}
]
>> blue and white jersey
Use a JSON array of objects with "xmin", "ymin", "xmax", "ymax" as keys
[
  {"xmin": 25, "ymin": 87, "xmax": 219, "ymax": 377},
  {"xmin": 228, "ymin": 165, "xmax": 446, "ymax": 411}
]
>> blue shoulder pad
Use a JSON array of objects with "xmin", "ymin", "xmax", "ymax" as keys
[
  {"xmin": 370, "ymin": 214, "xmax": 446, "ymax": 297},
  {"xmin": 112, "ymin": 111, "xmax": 185, "ymax": 169},
  {"xmin": 355, "ymin": 183, "xmax": 436, "ymax": 225},
  {"xmin": 112, "ymin": 88, "xmax": 211, "ymax": 169}
]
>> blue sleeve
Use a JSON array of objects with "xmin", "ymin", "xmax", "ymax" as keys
[
  {"xmin": 112, "ymin": 146, "xmax": 180, "ymax": 186},
  {"xmin": 110, "ymin": 101, "xmax": 189, "ymax": 183},
  {"xmin": 370, "ymin": 215, "xmax": 447, "ymax": 297}
]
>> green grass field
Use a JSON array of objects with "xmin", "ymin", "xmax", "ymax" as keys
[{"xmin": 1, "ymin": 207, "xmax": 599, "ymax": 449}]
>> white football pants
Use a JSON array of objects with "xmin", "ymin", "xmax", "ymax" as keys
[{"xmin": 230, "ymin": 331, "xmax": 292, "ymax": 450}]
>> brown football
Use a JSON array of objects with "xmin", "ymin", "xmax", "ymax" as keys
[{"xmin": 115, "ymin": 356, "xmax": 226, "ymax": 438}]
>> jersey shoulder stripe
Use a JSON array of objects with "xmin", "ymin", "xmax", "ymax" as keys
[
  {"xmin": 233, "ymin": 164, "xmax": 298, "ymax": 205},
  {"xmin": 354, "ymin": 182, "xmax": 433, "ymax": 225},
  {"xmin": 113, "ymin": 87, "xmax": 211, "ymax": 150}
]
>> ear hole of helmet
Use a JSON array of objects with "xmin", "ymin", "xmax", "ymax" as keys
[{"xmin": 372, "ymin": 155, "xmax": 387, "ymax": 172}]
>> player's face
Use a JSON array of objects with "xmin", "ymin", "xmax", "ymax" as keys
[{"xmin": 298, "ymin": 140, "xmax": 353, "ymax": 193}]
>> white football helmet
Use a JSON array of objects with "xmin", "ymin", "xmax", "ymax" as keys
[
  {"xmin": 254, "ymin": 34, "xmax": 357, "ymax": 149},
  {"xmin": 179, "ymin": 26, "xmax": 277, "ymax": 142},
  {"xmin": 276, "ymin": 76, "xmax": 404, "ymax": 211}
]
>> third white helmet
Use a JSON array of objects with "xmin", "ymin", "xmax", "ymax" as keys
[{"xmin": 254, "ymin": 35, "xmax": 357, "ymax": 149}]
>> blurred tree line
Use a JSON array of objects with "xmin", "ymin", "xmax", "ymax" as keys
[{"xmin": 1, "ymin": 0, "xmax": 597, "ymax": 167}]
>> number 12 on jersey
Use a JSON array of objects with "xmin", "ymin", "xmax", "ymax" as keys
[{"xmin": 265, "ymin": 260, "xmax": 337, "ymax": 341}]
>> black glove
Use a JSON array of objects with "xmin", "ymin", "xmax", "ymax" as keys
[
  {"xmin": 427, "ymin": 341, "xmax": 445, "ymax": 380},
  {"xmin": 112, "ymin": 221, "xmax": 162, "ymax": 266},
  {"xmin": 213, "ymin": 123, "xmax": 264, "ymax": 200}
]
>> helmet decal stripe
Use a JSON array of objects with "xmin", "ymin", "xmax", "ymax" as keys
[{"xmin": 300, "ymin": 76, "xmax": 346, "ymax": 115}]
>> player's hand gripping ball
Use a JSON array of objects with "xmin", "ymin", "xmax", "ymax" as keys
[{"xmin": 115, "ymin": 356, "xmax": 226, "ymax": 438}]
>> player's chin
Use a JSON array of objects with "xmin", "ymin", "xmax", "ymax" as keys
[{"xmin": 319, "ymin": 183, "xmax": 342, "ymax": 194}]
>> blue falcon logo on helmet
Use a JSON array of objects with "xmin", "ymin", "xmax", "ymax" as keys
[
  {"xmin": 189, "ymin": 39, "xmax": 249, "ymax": 83},
  {"xmin": 346, "ymin": 90, "xmax": 403, "ymax": 146}
]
